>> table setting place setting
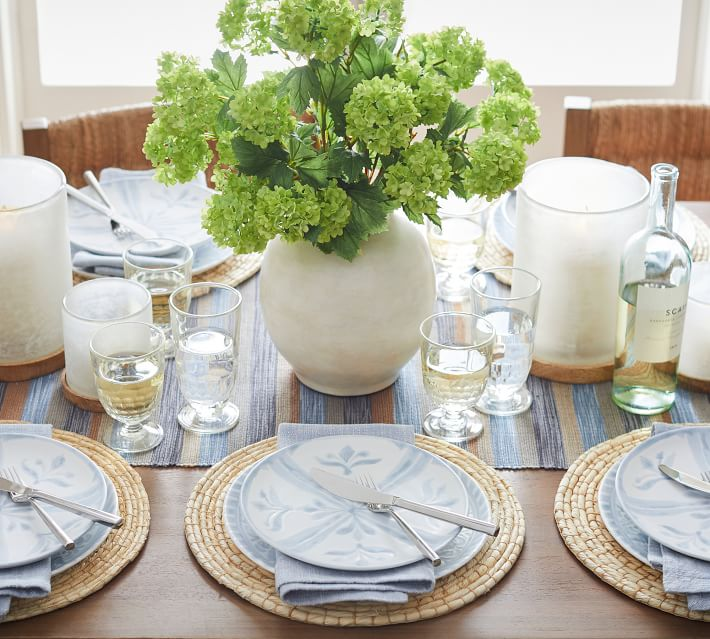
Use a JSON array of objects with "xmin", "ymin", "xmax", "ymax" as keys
[{"xmin": 2, "ymin": 0, "xmax": 710, "ymax": 628}]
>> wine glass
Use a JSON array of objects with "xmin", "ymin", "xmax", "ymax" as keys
[
  {"xmin": 169, "ymin": 282, "xmax": 242, "ymax": 434},
  {"xmin": 419, "ymin": 312, "xmax": 497, "ymax": 442},
  {"xmin": 470, "ymin": 267, "xmax": 541, "ymax": 416},
  {"xmin": 90, "ymin": 321, "xmax": 165, "ymax": 453}
]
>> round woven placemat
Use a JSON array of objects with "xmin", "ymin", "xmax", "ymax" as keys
[
  {"xmin": 184, "ymin": 434, "xmax": 524, "ymax": 626},
  {"xmin": 554, "ymin": 427, "xmax": 710, "ymax": 622},
  {"xmin": 72, "ymin": 252, "xmax": 262, "ymax": 292},
  {"xmin": 1, "ymin": 428, "xmax": 150, "ymax": 623}
]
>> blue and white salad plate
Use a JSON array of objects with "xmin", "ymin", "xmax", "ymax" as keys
[
  {"xmin": 224, "ymin": 453, "xmax": 490, "ymax": 577},
  {"xmin": 598, "ymin": 459, "xmax": 650, "ymax": 566},
  {"xmin": 616, "ymin": 427, "xmax": 710, "ymax": 562},
  {"xmin": 68, "ymin": 176, "xmax": 212, "ymax": 255},
  {"xmin": 240, "ymin": 436, "xmax": 470, "ymax": 571},
  {"xmin": 0, "ymin": 434, "xmax": 108, "ymax": 569}
]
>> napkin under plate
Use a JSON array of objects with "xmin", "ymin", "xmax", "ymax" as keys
[{"xmin": 274, "ymin": 423, "xmax": 435, "ymax": 605}]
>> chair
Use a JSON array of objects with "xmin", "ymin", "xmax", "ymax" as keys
[{"xmin": 563, "ymin": 96, "xmax": 710, "ymax": 200}]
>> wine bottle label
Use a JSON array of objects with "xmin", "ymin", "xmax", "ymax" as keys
[{"xmin": 634, "ymin": 282, "xmax": 689, "ymax": 363}]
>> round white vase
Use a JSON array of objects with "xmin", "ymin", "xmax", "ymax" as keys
[{"xmin": 259, "ymin": 213, "xmax": 436, "ymax": 396}]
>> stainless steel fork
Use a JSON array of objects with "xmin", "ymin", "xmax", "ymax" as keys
[
  {"xmin": 358, "ymin": 473, "xmax": 441, "ymax": 566},
  {"xmin": 1, "ymin": 467, "xmax": 75, "ymax": 550},
  {"xmin": 701, "ymin": 471, "xmax": 710, "ymax": 484}
]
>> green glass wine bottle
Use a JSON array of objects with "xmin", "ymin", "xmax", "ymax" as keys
[{"xmin": 612, "ymin": 163, "xmax": 692, "ymax": 415}]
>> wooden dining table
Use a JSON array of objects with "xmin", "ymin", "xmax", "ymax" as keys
[{"xmin": 1, "ymin": 204, "xmax": 708, "ymax": 639}]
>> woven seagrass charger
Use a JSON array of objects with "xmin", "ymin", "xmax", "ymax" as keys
[
  {"xmin": 554, "ymin": 427, "xmax": 710, "ymax": 622},
  {"xmin": 185, "ymin": 434, "xmax": 525, "ymax": 627},
  {"xmin": 0, "ymin": 425, "xmax": 150, "ymax": 623}
]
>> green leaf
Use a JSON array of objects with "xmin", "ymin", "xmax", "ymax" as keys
[
  {"xmin": 311, "ymin": 60, "xmax": 363, "ymax": 137},
  {"xmin": 215, "ymin": 99, "xmax": 237, "ymax": 134},
  {"xmin": 296, "ymin": 154, "xmax": 330, "ymax": 188},
  {"xmin": 295, "ymin": 122, "xmax": 317, "ymax": 140},
  {"xmin": 319, "ymin": 181, "xmax": 395, "ymax": 260},
  {"xmin": 271, "ymin": 162, "xmax": 295, "ymax": 188},
  {"xmin": 438, "ymin": 100, "xmax": 477, "ymax": 138},
  {"xmin": 278, "ymin": 65, "xmax": 320, "ymax": 114},
  {"xmin": 211, "ymin": 50, "xmax": 247, "ymax": 96},
  {"xmin": 287, "ymin": 135, "xmax": 317, "ymax": 162},
  {"xmin": 328, "ymin": 143, "xmax": 369, "ymax": 182},
  {"xmin": 232, "ymin": 137, "xmax": 289, "ymax": 181},
  {"xmin": 425, "ymin": 210, "xmax": 442, "ymax": 227},
  {"xmin": 403, "ymin": 204, "xmax": 424, "ymax": 224},
  {"xmin": 351, "ymin": 37, "xmax": 394, "ymax": 80}
]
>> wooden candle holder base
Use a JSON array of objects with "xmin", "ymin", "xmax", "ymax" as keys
[
  {"xmin": 678, "ymin": 374, "xmax": 710, "ymax": 394},
  {"xmin": 0, "ymin": 349, "xmax": 65, "ymax": 382},
  {"xmin": 531, "ymin": 359, "xmax": 614, "ymax": 384},
  {"xmin": 60, "ymin": 370, "xmax": 105, "ymax": 413}
]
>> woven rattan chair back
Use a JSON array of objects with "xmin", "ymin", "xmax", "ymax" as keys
[{"xmin": 563, "ymin": 97, "xmax": 710, "ymax": 200}]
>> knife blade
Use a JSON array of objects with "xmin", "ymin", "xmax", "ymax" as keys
[
  {"xmin": 0, "ymin": 477, "xmax": 123, "ymax": 527},
  {"xmin": 658, "ymin": 464, "xmax": 710, "ymax": 495},
  {"xmin": 310, "ymin": 469, "xmax": 499, "ymax": 536}
]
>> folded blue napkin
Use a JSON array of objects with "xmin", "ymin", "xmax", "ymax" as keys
[
  {"xmin": 0, "ymin": 424, "xmax": 53, "ymax": 619},
  {"xmin": 274, "ymin": 423, "xmax": 435, "ymax": 606},
  {"xmin": 647, "ymin": 422, "xmax": 710, "ymax": 612}
]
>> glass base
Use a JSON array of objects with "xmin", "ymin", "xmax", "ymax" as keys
[
  {"xmin": 178, "ymin": 402, "xmax": 240, "ymax": 434},
  {"xmin": 422, "ymin": 407, "xmax": 483, "ymax": 442},
  {"xmin": 436, "ymin": 270, "xmax": 473, "ymax": 303},
  {"xmin": 611, "ymin": 385, "xmax": 675, "ymax": 415},
  {"xmin": 108, "ymin": 421, "xmax": 163, "ymax": 454},
  {"xmin": 476, "ymin": 387, "xmax": 532, "ymax": 417}
]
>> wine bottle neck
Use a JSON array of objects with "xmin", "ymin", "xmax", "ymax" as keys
[{"xmin": 649, "ymin": 163, "xmax": 679, "ymax": 230}]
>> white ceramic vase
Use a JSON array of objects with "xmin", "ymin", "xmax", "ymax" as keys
[{"xmin": 259, "ymin": 212, "xmax": 436, "ymax": 396}]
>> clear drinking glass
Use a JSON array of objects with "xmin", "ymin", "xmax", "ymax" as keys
[
  {"xmin": 470, "ymin": 267, "xmax": 541, "ymax": 416},
  {"xmin": 169, "ymin": 282, "xmax": 242, "ymax": 434},
  {"xmin": 426, "ymin": 196, "xmax": 487, "ymax": 302},
  {"xmin": 90, "ymin": 321, "xmax": 165, "ymax": 453},
  {"xmin": 420, "ymin": 312, "xmax": 497, "ymax": 442},
  {"xmin": 123, "ymin": 238, "xmax": 193, "ymax": 357}
]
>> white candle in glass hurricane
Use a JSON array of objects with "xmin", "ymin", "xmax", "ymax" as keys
[
  {"xmin": 0, "ymin": 156, "xmax": 73, "ymax": 365},
  {"xmin": 513, "ymin": 157, "xmax": 649, "ymax": 367}
]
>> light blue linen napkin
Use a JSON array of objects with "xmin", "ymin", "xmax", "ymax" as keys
[
  {"xmin": 273, "ymin": 423, "xmax": 435, "ymax": 606},
  {"xmin": 0, "ymin": 424, "xmax": 53, "ymax": 618},
  {"xmin": 647, "ymin": 422, "xmax": 710, "ymax": 611}
]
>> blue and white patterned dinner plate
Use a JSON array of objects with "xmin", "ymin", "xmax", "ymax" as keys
[
  {"xmin": 0, "ymin": 434, "xmax": 108, "ymax": 569},
  {"xmin": 598, "ymin": 459, "xmax": 650, "ymax": 566},
  {"xmin": 240, "ymin": 436, "xmax": 469, "ymax": 571},
  {"xmin": 51, "ymin": 476, "xmax": 118, "ymax": 575},
  {"xmin": 68, "ymin": 177, "xmax": 212, "ymax": 255},
  {"xmin": 616, "ymin": 427, "xmax": 710, "ymax": 562},
  {"xmin": 224, "ymin": 454, "xmax": 490, "ymax": 578}
]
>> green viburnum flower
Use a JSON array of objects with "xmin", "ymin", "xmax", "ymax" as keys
[
  {"xmin": 462, "ymin": 131, "xmax": 527, "ymax": 201},
  {"xmin": 203, "ymin": 168, "xmax": 271, "ymax": 253},
  {"xmin": 394, "ymin": 60, "xmax": 450, "ymax": 125},
  {"xmin": 383, "ymin": 139, "xmax": 452, "ymax": 220},
  {"xmin": 485, "ymin": 59, "xmax": 532, "ymax": 98},
  {"xmin": 408, "ymin": 27, "xmax": 486, "ymax": 92},
  {"xmin": 229, "ymin": 73, "xmax": 295, "ymax": 148},
  {"xmin": 358, "ymin": 0, "xmax": 404, "ymax": 37},
  {"xmin": 345, "ymin": 75, "xmax": 419, "ymax": 156},
  {"xmin": 217, "ymin": 0, "xmax": 274, "ymax": 55},
  {"xmin": 143, "ymin": 53, "xmax": 222, "ymax": 185},
  {"xmin": 477, "ymin": 93, "xmax": 541, "ymax": 145},
  {"xmin": 275, "ymin": 0, "xmax": 356, "ymax": 62},
  {"xmin": 315, "ymin": 181, "xmax": 352, "ymax": 242}
]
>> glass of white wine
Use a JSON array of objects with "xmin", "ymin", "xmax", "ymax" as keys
[
  {"xmin": 123, "ymin": 238, "xmax": 193, "ymax": 358},
  {"xmin": 90, "ymin": 321, "xmax": 166, "ymax": 453},
  {"xmin": 426, "ymin": 195, "xmax": 487, "ymax": 302},
  {"xmin": 169, "ymin": 282, "xmax": 242, "ymax": 435},
  {"xmin": 420, "ymin": 312, "xmax": 497, "ymax": 442}
]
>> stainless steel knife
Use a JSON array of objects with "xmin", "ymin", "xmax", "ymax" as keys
[
  {"xmin": 310, "ymin": 468, "xmax": 499, "ymax": 536},
  {"xmin": 0, "ymin": 476, "xmax": 123, "ymax": 527},
  {"xmin": 658, "ymin": 464, "xmax": 710, "ymax": 495}
]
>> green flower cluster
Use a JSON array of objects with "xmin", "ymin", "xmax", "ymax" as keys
[
  {"xmin": 345, "ymin": 76, "xmax": 419, "ymax": 155},
  {"xmin": 143, "ymin": 53, "xmax": 221, "ymax": 184},
  {"xmin": 462, "ymin": 131, "xmax": 526, "ymax": 201},
  {"xmin": 229, "ymin": 73, "xmax": 294, "ymax": 148},
  {"xmin": 358, "ymin": 0, "xmax": 404, "ymax": 37},
  {"xmin": 275, "ymin": 0, "xmax": 356, "ymax": 62},
  {"xmin": 485, "ymin": 59, "xmax": 532, "ymax": 98},
  {"xmin": 477, "ymin": 93, "xmax": 541, "ymax": 145},
  {"xmin": 217, "ymin": 0, "xmax": 274, "ymax": 55},
  {"xmin": 408, "ymin": 27, "xmax": 486, "ymax": 91},
  {"xmin": 395, "ymin": 60, "xmax": 450, "ymax": 125},
  {"xmin": 383, "ymin": 140, "xmax": 452, "ymax": 220}
]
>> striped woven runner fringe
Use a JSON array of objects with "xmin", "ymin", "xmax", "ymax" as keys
[{"xmin": 1, "ymin": 274, "xmax": 708, "ymax": 468}]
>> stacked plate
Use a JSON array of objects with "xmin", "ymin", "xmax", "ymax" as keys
[
  {"xmin": 0, "ymin": 433, "xmax": 119, "ymax": 577},
  {"xmin": 598, "ymin": 427, "xmax": 710, "ymax": 567},
  {"xmin": 221, "ymin": 435, "xmax": 491, "ymax": 579},
  {"xmin": 68, "ymin": 170, "xmax": 233, "ymax": 278}
]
